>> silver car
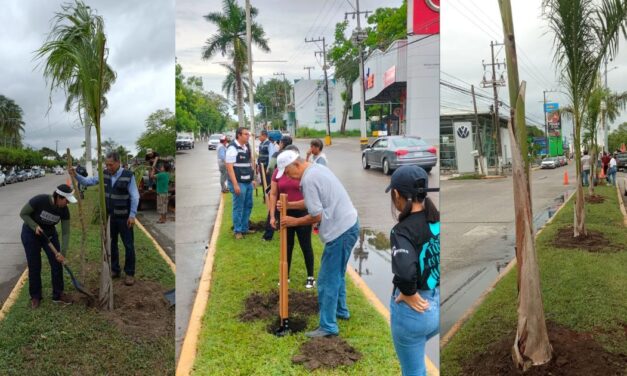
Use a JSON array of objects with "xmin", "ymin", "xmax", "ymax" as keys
[
  {"xmin": 362, "ymin": 136, "xmax": 437, "ymax": 175},
  {"xmin": 208, "ymin": 134, "xmax": 223, "ymax": 150},
  {"xmin": 541, "ymin": 157, "xmax": 558, "ymax": 169}
]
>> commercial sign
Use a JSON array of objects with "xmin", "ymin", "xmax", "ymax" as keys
[
  {"xmin": 384, "ymin": 66, "xmax": 396, "ymax": 88},
  {"xmin": 544, "ymin": 102, "xmax": 561, "ymax": 137},
  {"xmin": 454, "ymin": 122, "xmax": 475, "ymax": 173},
  {"xmin": 408, "ymin": 0, "xmax": 440, "ymax": 35}
]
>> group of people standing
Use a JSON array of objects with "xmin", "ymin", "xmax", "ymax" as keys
[{"xmin": 581, "ymin": 150, "xmax": 620, "ymax": 186}]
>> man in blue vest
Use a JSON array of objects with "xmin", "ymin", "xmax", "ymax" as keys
[
  {"xmin": 71, "ymin": 151, "xmax": 140, "ymax": 286},
  {"xmin": 226, "ymin": 127, "xmax": 257, "ymax": 239},
  {"xmin": 257, "ymin": 130, "xmax": 276, "ymax": 188}
]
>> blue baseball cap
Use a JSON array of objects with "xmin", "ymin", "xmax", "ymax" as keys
[{"xmin": 385, "ymin": 165, "xmax": 439, "ymax": 197}]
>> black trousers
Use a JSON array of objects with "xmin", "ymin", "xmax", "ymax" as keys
[
  {"xmin": 21, "ymin": 224, "xmax": 64, "ymax": 300},
  {"xmin": 285, "ymin": 209, "xmax": 315, "ymax": 277},
  {"xmin": 110, "ymin": 217, "xmax": 135, "ymax": 276}
]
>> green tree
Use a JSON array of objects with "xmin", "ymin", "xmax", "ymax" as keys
[
  {"xmin": 0, "ymin": 95, "xmax": 25, "ymax": 148},
  {"xmin": 201, "ymin": 0, "xmax": 270, "ymax": 127},
  {"xmin": 364, "ymin": 0, "xmax": 407, "ymax": 52},
  {"xmin": 39, "ymin": 147, "xmax": 60, "ymax": 160},
  {"xmin": 543, "ymin": 0, "xmax": 627, "ymax": 237},
  {"xmin": 253, "ymin": 77, "xmax": 291, "ymax": 127},
  {"xmin": 137, "ymin": 108, "xmax": 176, "ymax": 156},
  {"xmin": 36, "ymin": 0, "xmax": 117, "ymax": 309},
  {"xmin": 608, "ymin": 122, "xmax": 627, "ymax": 152},
  {"xmin": 329, "ymin": 21, "xmax": 360, "ymax": 134}
]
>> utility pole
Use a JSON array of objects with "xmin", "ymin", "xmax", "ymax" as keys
[
  {"xmin": 55, "ymin": 140, "xmax": 59, "ymax": 155},
  {"xmin": 346, "ymin": 0, "xmax": 370, "ymax": 148},
  {"xmin": 245, "ymin": 0, "xmax": 257, "ymax": 167},
  {"xmin": 306, "ymin": 36, "xmax": 332, "ymax": 145},
  {"xmin": 543, "ymin": 90, "xmax": 549, "ymax": 155},
  {"xmin": 471, "ymin": 85, "xmax": 486, "ymax": 175},
  {"xmin": 303, "ymin": 66, "xmax": 315, "ymax": 80},
  {"xmin": 481, "ymin": 40, "xmax": 506, "ymax": 174}
]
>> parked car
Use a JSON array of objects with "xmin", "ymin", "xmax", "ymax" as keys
[
  {"xmin": 176, "ymin": 135, "xmax": 194, "ymax": 150},
  {"xmin": 556, "ymin": 155, "xmax": 567, "ymax": 166},
  {"xmin": 0, "ymin": 172, "xmax": 5, "ymax": 186},
  {"xmin": 31, "ymin": 168, "xmax": 41, "ymax": 178},
  {"xmin": 16, "ymin": 170, "xmax": 27, "ymax": 182},
  {"xmin": 267, "ymin": 130, "xmax": 283, "ymax": 143},
  {"xmin": 362, "ymin": 136, "xmax": 437, "ymax": 175},
  {"xmin": 208, "ymin": 134, "xmax": 223, "ymax": 150},
  {"xmin": 541, "ymin": 157, "xmax": 558, "ymax": 169},
  {"xmin": 616, "ymin": 152, "xmax": 627, "ymax": 171},
  {"xmin": 54, "ymin": 166, "xmax": 64, "ymax": 175},
  {"xmin": 5, "ymin": 172, "xmax": 18, "ymax": 184}
]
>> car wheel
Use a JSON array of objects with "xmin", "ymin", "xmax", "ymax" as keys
[
  {"xmin": 383, "ymin": 159, "xmax": 392, "ymax": 175},
  {"xmin": 362, "ymin": 154, "xmax": 370, "ymax": 169}
]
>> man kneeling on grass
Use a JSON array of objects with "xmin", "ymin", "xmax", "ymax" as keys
[
  {"xmin": 278, "ymin": 150, "xmax": 360, "ymax": 338},
  {"xmin": 20, "ymin": 184, "xmax": 77, "ymax": 308}
]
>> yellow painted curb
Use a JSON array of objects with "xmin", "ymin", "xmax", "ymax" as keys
[
  {"xmin": 441, "ymin": 189, "xmax": 576, "ymax": 348},
  {"xmin": 136, "ymin": 218, "xmax": 176, "ymax": 273},
  {"xmin": 176, "ymin": 194, "xmax": 224, "ymax": 376},
  {"xmin": 347, "ymin": 267, "xmax": 439, "ymax": 376},
  {"xmin": 0, "ymin": 269, "xmax": 28, "ymax": 322}
]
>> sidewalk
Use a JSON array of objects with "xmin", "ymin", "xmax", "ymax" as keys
[{"xmin": 137, "ymin": 208, "xmax": 175, "ymax": 262}]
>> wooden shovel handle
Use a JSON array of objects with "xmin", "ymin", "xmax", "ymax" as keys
[{"xmin": 279, "ymin": 193, "xmax": 288, "ymax": 319}]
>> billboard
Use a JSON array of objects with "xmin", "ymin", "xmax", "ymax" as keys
[
  {"xmin": 544, "ymin": 102, "xmax": 561, "ymax": 137},
  {"xmin": 408, "ymin": 0, "xmax": 440, "ymax": 35}
]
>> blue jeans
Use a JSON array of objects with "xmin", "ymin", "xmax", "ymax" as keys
[
  {"xmin": 607, "ymin": 166, "xmax": 617, "ymax": 185},
  {"xmin": 21, "ymin": 224, "xmax": 64, "ymax": 300},
  {"xmin": 390, "ymin": 288, "xmax": 440, "ymax": 376},
  {"xmin": 228, "ymin": 181, "xmax": 253, "ymax": 234},
  {"xmin": 318, "ymin": 220, "xmax": 360, "ymax": 334},
  {"xmin": 110, "ymin": 217, "xmax": 135, "ymax": 276},
  {"xmin": 582, "ymin": 169, "xmax": 590, "ymax": 186}
]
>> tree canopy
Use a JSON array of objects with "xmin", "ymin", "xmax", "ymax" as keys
[
  {"xmin": 137, "ymin": 108, "xmax": 176, "ymax": 157},
  {"xmin": 0, "ymin": 95, "xmax": 25, "ymax": 148},
  {"xmin": 253, "ymin": 77, "xmax": 291, "ymax": 127}
]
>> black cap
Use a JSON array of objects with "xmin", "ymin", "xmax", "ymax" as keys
[
  {"xmin": 280, "ymin": 135, "xmax": 293, "ymax": 147},
  {"xmin": 385, "ymin": 165, "xmax": 439, "ymax": 197}
]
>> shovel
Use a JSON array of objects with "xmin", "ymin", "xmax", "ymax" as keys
[
  {"xmin": 275, "ymin": 193, "xmax": 291, "ymax": 337},
  {"xmin": 42, "ymin": 235, "xmax": 95, "ymax": 301}
]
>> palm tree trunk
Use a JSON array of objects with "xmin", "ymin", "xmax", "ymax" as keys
[
  {"xmin": 235, "ymin": 62, "xmax": 245, "ymax": 128},
  {"xmin": 84, "ymin": 115, "xmax": 93, "ymax": 177},
  {"xmin": 573, "ymin": 111, "xmax": 586, "ymax": 237}
]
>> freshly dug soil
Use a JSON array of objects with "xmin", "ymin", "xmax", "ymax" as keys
[
  {"xmin": 585, "ymin": 194, "xmax": 605, "ymax": 204},
  {"xmin": 292, "ymin": 337, "xmax": 362, "ymax": 370},
  {"xmin": 266, "ymin": 316, "xmax": 308, "ymax": 334},
  {"xmin": 240, "ymin": 290, "xmax": 318, "ymax": 321},
  {"xmin": 248, "ymin": 220, "xmax": 267, "ymax": 232},
  {"xmin": 100, "ymin": 279, "xmax": 174, "ymax": 342},
  {"xmin": 462, "ymin": 321, "xmax": 627, "ymax": 375},
  {"xmin": 552, "ymin": 226, "xmax": 616, "ymax": 252}
]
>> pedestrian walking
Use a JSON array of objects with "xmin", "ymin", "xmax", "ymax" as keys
[
  {"xmin": 262, "ymin": 137, "xmax": 293, "ymax": 241},
  {"xmin": 581, "ymin": 150, "xmax": 591, "ymax": 187},
  {"xmin": 153, "ymin": 164, "xmax": 170, "ymax": 223},
  {"xmin": 71, "ymin": 151, "xmax": 139, "ymax": 286},
  {"xmin": 278, "ymin": 151, "xmax": 359, "ymax": 338},
  {"xmin": 306, "ymin": 138, "xmax": 328, "ymax": 166},
  {"xmin": 268, "ymin": 146, "xmax": 315, "ymax": 289},
  {"xmin": 601, "ymin": 152, "xmax": 611, "ymax": 180},
  {"xmin": 608, "ymin": 153, "xmax": 617, "ymax": 186},
  {"xmin": 386, "ymin": 165, "xmax": 440, "ymax": 376},
  {"xmin": 225, "ymin": 127, "xmax": 257, "ymax": 239},
  {"xmin": 217, "ymin": 135, "xmax": 229, "ymax": 193},
  {"xmin": 20, "ymin": 184, "xmax": 77, "ymax": 308}
]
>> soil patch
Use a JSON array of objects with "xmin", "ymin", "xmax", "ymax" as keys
[
  {"xmin": 100, "ymin": 279, "xmax": 174, "ymax": 342},
  {"xmin": 240, "ymin": 290, "xmax": 318, "ymax": 321},
  {"xmin": 552, "ymin": 226, "xmax": 617, "ymax": 252},
  {"xmin": 585, "ymin": 194, "xmax": 605, "ymax": 204},
  {"xmin": 292, "ymin": 337, "xmax": 362, "ymax": 370},
  {"xmin": 248, "ymin": 220, "xmax": 266, "ymax": 232},
  {"xmin": 462, "ymin": 321, "xmax": 627, "ymax": 375},
  {"xmin": 266, "ymin": 316, "xmax": 308, "ymax": 334}
]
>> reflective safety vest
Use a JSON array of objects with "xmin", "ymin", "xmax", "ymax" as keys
[
  {"xmin": 229, "ymin": 141, "xmax": 253, "ymax": 183},
  {"xmin": 258, "ymin": 140, "xmax": 270, "ymax": 167},
  {"xmin": 104, "ymin": 169, "xmax": 133, "ymax": 219}
]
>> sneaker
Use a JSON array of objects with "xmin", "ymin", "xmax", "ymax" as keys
[
  {"xmin": 31, "ymin": 298, "xmax": 41, "ymax": 309},
  {"xmin": 234, "ymin": 233, "xmax": 244, "ymax": 240},
  {"xmin": 305, "ymin": 277, "xmax": 316, "ymax": 289},
  {"xmin": 52, "ymin": 293, "xmax": 72, "ymax": 306},
  {"xmin": 124, "ymin": 276, "xmax": 135, "ymax": 286},
  {"xmin": 337, "ymin": 314, "xmax": 350, "ymax": 321},
  {"xmin": 305, "ymin": 327, "xmax": 337, "ymax": 338}
]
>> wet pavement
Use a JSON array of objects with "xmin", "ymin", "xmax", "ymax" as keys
[
  {"xmin": 137, "ymin": 205, "xmax": 175, "ymax": 262},
  {"xmin": 175, "ymin": 145, "xmax": 222, "ymax": 359},
  {"xmin": 0, "ymin": 174, "xmax": 66, "ymax": 307}
]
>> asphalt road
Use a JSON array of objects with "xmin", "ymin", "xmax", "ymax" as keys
[
  {"xmin": 0, "ymin": 174, "xmax": 66, "ymax": 307},
  {"xmin": 174, "ymin": 144, "xmax": 222, "ymax": 359}
]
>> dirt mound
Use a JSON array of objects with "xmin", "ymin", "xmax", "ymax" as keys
[
  {"xmin": 292, "ymin": 337, "xmax": 362, "ymax": 370},
  {"xmin": 248, "ymin": 220, "xmax": 266, "ymax": 232},
  {"xmin": 266, "ymin": 316, "xmax": 308, "ymax": 334},
  {"xmin": 240, "ymin": 290, "xmax": 318, "ymax": 321},
  {"xmin": 101, "ymin": 279, "xmax": 174, "ymax": 342},
  {"xmin": 585, "ymin": 194, "xmax": 605, "ymax": 204},
  {"xmin": 462, "ymin": 322, "xmax": 627, "ymax": 375},
  {"xmin": 552, "ymin": 226, "xmax": 617, "ymax": 252}
]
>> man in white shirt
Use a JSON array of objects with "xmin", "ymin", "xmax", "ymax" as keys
[
  {"xmin": 225, "ymin": 128, "xmax": 257, "ymax": 239},
  {"xmin": 306, "ymin": 138, "xmax": 328, "ymax": 166},
  {"xmin": 581, "ymin": 150, "xmax": 591, "ymax": 187},
  {"xmin": 608, "ymin": 153, "xmax": 617, "ymax": 186}
]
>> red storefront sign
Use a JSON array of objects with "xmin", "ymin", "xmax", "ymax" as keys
[
  {"xmin": 411, "ymin": 0, "xmax": 439, "ymax": 35},
  {"xmin": 384, "ymin": 66, "xmax": 396, "ymax": 87}
]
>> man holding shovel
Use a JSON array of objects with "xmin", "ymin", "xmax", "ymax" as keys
[
  {"xmin": 71, "ymin": 151, "xmax": 139, "ymax": 286},
  {"xmin": 20, "ymin": 184, "xmax": 77, "ymax": 308},
  {"xmin": 278, "ymin": 151, "xmax": 360, "ymax": 338}
]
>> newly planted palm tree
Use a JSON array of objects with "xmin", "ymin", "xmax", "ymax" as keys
[
  {"xmin": 543, "ymin": 0, "xmax": 627, "ymax": 237},
  {"xmin": 36, "ymin": 0, "xmax": 117, "ymax": 309},
  {"xmin": 201, "ymin": 0, "xmax": 269, "ymax": 127}
]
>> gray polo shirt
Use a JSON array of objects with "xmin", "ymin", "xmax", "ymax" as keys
[{"xmin": 300, "ymin": 163, "xmax": 358, "ymax": 243}]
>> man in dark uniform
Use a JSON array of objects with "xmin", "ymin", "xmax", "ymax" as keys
[
  {"xmin": 257, "ymin": 130, "xmax": 274, "ymax": 189},
  {"xmin": 225, "ymin": 127, "xmax": 257, "ymax": 239},
  {"xmin": 71, "ymin": 151, "xmax": 140, "ymax": 286},
  {"xmin": 20, "ymin": 184, "xmax": 77, "ymax": 308}
]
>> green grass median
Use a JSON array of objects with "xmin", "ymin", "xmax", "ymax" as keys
[
  {"xmin": 193, "ymin": 193, "xmax": 401, "ymax": 375},
  {"xmin": 441, "ymin": 185, "xmax": 627, "ymax": 375},
  {"xmin": 0, "ymin": 189, "xmax": 175, "ymax": 376}
]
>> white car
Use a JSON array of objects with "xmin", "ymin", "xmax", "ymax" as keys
[{"xmin": 208, "ymin": 134, "xmax": 223, "ymax": 150}]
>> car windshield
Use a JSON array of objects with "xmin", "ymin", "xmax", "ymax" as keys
[
  {"xmin": 210, "ymin": 135, "xmax": 222, "ymax": 140},
  {"xmin": 544, "ymin": 158, "xmax": 556, "ymax": 161},
  {"xmin": 391, "ymin": 137, "xmax": 428, "ymax": 148}
]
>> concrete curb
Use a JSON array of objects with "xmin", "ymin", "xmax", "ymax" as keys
[
  {"xmin": 0, "ymin": 269, "xmax": 28, "ymax": 322},
  {"xmin": 616, "ymin": 182, "xmax": 627, "ymax": 227},
  {"xmin": 176, "ymin": 194, "xmax": 224, "ymax": 376},
  {"xmin": 136, "ymin": 218, "xmax": 176, "ymax": 273},
  {"xmin": 440, "ymin": 189, "xmax": 576, "ymax": 348}
]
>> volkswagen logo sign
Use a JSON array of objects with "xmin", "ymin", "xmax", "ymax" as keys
[{"xmin": 456, "ymin": 125, "xmax": 470, "ymax": 139}]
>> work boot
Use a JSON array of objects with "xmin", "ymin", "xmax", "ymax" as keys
[
  {"xmin": 235, "ymin": 233, "xmax": 244, "ymax": 240},
  {"xmin": 124, "ymin": 276, "xmax": 135, "ymax": 286},
  {"xmin": 31, "ymin": 298, "xmax": 41, "ymax": 309},
  {"xmin": 305, "ymin": 327, "xmax": 337, "ymax": 338},
  {"xmin": 52, "ymin": 293, "xmax": 72, "ymax": 306}
]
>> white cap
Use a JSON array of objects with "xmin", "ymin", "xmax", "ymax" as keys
[
  {"xmin": 275, "ymin": 150, "xmax": 300, "ymax": 179},
  {"xmin": 56, "ymin": 184, "xmax": 77, "ymax": 203}
]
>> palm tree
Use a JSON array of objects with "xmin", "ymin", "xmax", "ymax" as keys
[
  {"xmin": 201, "ymin": 0, "xmax": 270, "ymax": 127},
  {"xmin": 35, "ymin": 0, "xmax": 117, "ymax": 309},
  {"xmin": 0, "ymin": 95, "xmax": 25, "ymax": 148},
  {"xmin": 543, "ymin": 0, "xmax": 627, "ymax": 237},
  {"xmin": 220, "ymin": 63, "xmax": 250, "ymax": 105}
]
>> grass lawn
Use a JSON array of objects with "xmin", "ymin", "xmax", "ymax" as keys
[
  {"xmin": 448, "ymin": 174, "xmax": 485, "ymax": 180},
  {"xmin": 441, "ymin": 185, "xmax": 627, "ymax": 375},
  {"xmin": 295, "ymin": 128, "xmax": 364, "ymax": 139},
  {"xmin": 193, "ymin": 192, "xmax": 401, "ymax": 375},
  {"xmin": 0, "ymin": 189, "xmax": 175, "ymax": 376}
]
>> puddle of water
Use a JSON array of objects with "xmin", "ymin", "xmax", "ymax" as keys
[{"xmin": 350, "ymin": 228, "xmax": 393, "ymax": 307}]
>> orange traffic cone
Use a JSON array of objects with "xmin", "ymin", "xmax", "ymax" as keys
[
  {"xmin": 563, "ymin": 170, "xmax": 569, "ymax": 185},
  {"xmin": 66, "ymin": 177, "xmax": 71, "ymax": 186},
  {"xmin": 599, "ymin": 167, "xmax": 605, "ymax": 179}
]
